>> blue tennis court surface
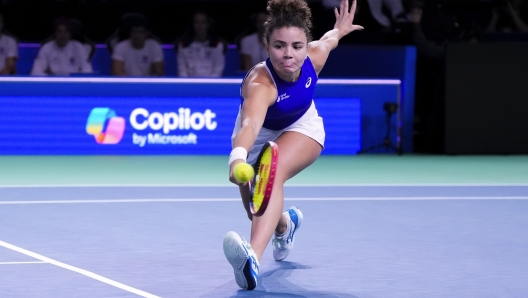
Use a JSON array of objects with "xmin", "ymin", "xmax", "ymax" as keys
[{"xmin": 1, "ymin": 185, "xmax": 528, "ymax": 297}]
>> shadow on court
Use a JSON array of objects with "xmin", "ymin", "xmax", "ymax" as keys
[{"xmin": 207, "ymin": 261, "xmax": 359, "ymax": 298}]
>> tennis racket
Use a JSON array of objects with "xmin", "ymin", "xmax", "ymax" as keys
[{"xmin": 248, "ymin": 141, "xmax": 279, "ymax": 216}]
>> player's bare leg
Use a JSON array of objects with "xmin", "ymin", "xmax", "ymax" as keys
[
  {"xmin": 249, "ymin": 131, "xmax": 321, "ymax": 260},
  {"xmin": 238, "ymin": 185, "xmax": 253, "ymax": 220},
  {"xmin": 240, "ymin": 184, "xmax": 289, "ymax": 234}
]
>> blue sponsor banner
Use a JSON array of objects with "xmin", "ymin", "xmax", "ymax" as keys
[{"xmin": 0, "ymin": 95, "xmax": 360, "ymax": 155}]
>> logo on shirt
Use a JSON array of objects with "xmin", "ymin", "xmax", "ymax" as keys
[
  {"xmin": 0, "ymin": 47, "xmax": 4, "ymax": 55},
  {"xmin": 305, "ymin": 77, "xmax": 312, "ymax": 88},
  {"xmin": 86, "ymin": 108, "xmax": 126, "ymax": 144},
  {"xmin": 277, "ymin": 93, "xmax": 290, "ymax": 103},
  {"xmin": 69, "ymin": 57, "xmax": 76, "ymax": 65}
]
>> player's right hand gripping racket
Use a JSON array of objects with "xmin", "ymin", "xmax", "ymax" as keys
[{"xmin": 248, "ymin": 141, "xmax": 279, "ymax": 216}]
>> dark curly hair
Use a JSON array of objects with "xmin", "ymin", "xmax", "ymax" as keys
[{"xmin": 264, "ymin": 0, "xmax": 313, "ymax": 45}]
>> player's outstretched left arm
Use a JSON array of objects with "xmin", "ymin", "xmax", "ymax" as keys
[{"xmin": 308, "ymin": 0, "xmax": 363, "ymax": 74}]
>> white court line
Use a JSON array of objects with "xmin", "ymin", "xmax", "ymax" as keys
[
  {"xmin": 1, "ymin": 197, "xmax": 528, "ymax": 205},
  {"xmin": 0, "ymin": 240, "xmax": 160, "ymax": 298},
  {"xmin": 0, "ymin": 261, "xmax": 46, "ymax": 265},
  {"xmin": 0, "ymin": 183, "xmax": 527, "ymax": 188},
  {"xmin": 0, "ymin": 198, "xmax": 238, "ymax": 204},
  {"xmin": 287, "ymin": 196, "xmax": 528, "ymax": 201}
]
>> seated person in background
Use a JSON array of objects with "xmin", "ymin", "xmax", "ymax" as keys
[
  {"xmin": 69, "ymin": 18, "xmax": 95, "ymax": 60},
  {"xmin": 111, "ymin": 18, "xmax": 164, "ymax": 76},
  {"xmin": 239, "ymin": 11, "xmax": 268, "ymax": 71},
  {"xmin": 355, "ymin": 0, "xmax": 408, "ymax": 32},
  {"xmin": 487, "ymin": 0, "xmax": 528, "ymax": 34},
  {"xmin": 176, "ymin": 11, "xmax": 226, "ymax": 77},
  {"xmin": 106, "ymin": 13, "xmax": 163, "ymax": 55},
  {"xmin": 0, "ymin": 13, "xmax": 18, "ymax": 75},
  {"xmin": 31, "ymin": 18, "xmax": 92, "ymax": 76}
]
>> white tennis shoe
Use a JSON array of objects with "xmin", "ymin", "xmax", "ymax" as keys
[
  {"xmin": 223, "ymin": 231, "xmax": 260, "ymax": 290},
  {"xmin": 272, "ymin": 206, "xmax": 303, "ymax": 261}
]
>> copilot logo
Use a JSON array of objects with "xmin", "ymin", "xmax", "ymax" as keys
[
  {"xmin": 86, "ymin": 108, "xmax": 126, "ymax": 144},
  {"xmin": 129, "ymin": 107, "xmax": 217, "ymax": 147}
]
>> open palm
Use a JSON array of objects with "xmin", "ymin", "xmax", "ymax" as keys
[{"xmin": 334, "ymin": 0, "xmax": 364, "ymax": 35}]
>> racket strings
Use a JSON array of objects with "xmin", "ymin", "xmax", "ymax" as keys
[{"xmin": 252, "ymin": 148, "xmax": 272, "ymax": 210}]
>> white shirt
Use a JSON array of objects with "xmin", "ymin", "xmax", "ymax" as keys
[
  {"xmin": 240, "ymin": 33, "xmax": 268, "ymax": 67},
  {"xmin": 112, "ymin": 39, "xmax": 164, "ymax": 76},
  {"xmin": 177, "ymin": 41, "xmax": 224, "ymax": 77},
  {"xmin": 31, "ymin": 40, "xmax": 92, "ymax": 76}
]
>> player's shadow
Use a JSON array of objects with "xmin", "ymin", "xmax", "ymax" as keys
[{"xmin": 207, "ymin": 261, "xmax": 359, "ymax": 298}]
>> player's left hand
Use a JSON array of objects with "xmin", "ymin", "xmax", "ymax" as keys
[{"xmin": 334, "ymin": 0, "xmax": 364, "ymax": 37}]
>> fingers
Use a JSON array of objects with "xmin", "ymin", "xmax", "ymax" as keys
[
  {"xmin": 350, "ymin": 0, "xmax": 357, "ymax": 15},
  {"xmin": 334, "ymin": 0, "xmax": 363, "ymax": 32},
  {"xmin": 229, "ymin": 174, "xmax": 247, "ymax": 186}
]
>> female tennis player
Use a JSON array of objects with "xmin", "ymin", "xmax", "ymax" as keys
[{"xmin": 223, "ymin": 0, "xmax": 363, "ymax": 290}]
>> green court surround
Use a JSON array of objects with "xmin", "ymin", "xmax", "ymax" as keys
[{"xmin": 1, "ymin": 155, "xmax": 527, "ymax": 186}]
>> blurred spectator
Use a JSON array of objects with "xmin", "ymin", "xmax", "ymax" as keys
[
  {"xmin": 322, "ymin": 0, "xmax": 341, "ymax": 9},
  {"xmin": 106, "ymin": 13, "xmax": 162, "ymax": 55},
  {"xmin": 459, "ymin": 21, "xmax": 484, "ymax": 43},
  {"xmin": 0, "ymin": 13, "xmax": 18, "ymax": 75},
  {"xmin": 31, "ymin": 17, "xmax": 92, "ymax": 76},
  {"xmin": 111, "ymin": 17, "xmax": 164, "ymax": 76},
  {"xmin": 175, "ymin": 11, "xmax": 226, "ymax": 77},
  {"xmin": 70, "ymin": 18, "xmax": 96, "ymax": 60},
  {"xmin": 408, "ymin": 0, "xmax": 453, "ymax": 153},
  {"xmin": 39, "ymin": 18, "xmax": 96, "ymax": 59},
  {"xmin": 355, "ymin": 0, "xmax": 408, "ymax": 32},
  {"xmin": 319, "ymin": 0, "xmax": 342, "ymax": 37},
  {"xmin": 409, "ymin": 2, "xmax": 447, "ymax": 60},
  {"xmin": 238, "ymin": 11, "xmax": 268, "ymax": 71},
  {"xmin": 486, "ymin": 0, "xmax": 528, "ymax": 33}
]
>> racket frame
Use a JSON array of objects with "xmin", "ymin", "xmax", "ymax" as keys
[{"xmin": 249, "ymin": 141, "xmax": 278, "ymax": 216}]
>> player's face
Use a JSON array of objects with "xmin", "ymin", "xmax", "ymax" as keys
[{"xmin": 267, "ymin": 26, "xmax": 308, "ymax": 81}]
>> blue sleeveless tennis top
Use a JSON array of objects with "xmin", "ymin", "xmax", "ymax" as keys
[{"xmin": 240, "ymin": 56, "xmax": 318, "ymax": 130}]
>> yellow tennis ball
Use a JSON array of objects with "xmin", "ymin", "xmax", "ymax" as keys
[{"xmin": 234, "ymin": 163, "xmax": 255, "ymax": 182}]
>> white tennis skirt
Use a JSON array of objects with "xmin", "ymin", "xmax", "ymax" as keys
[{"xmin": 231, "ymin": 100, "xmax": 325, "ymax": 164}]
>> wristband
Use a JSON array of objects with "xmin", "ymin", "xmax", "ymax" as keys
[{"xmin": 229, "ymin": 147, "xmax": 248, "ymax": 166}]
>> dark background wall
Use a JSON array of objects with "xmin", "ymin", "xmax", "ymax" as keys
[
  {"xmin": 0, "ymin": 0, "xmax": 337, "ymax": 44},
  {"xmin": 445, "ymin": 42, "xmax": 528, "ymax": 154}
]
